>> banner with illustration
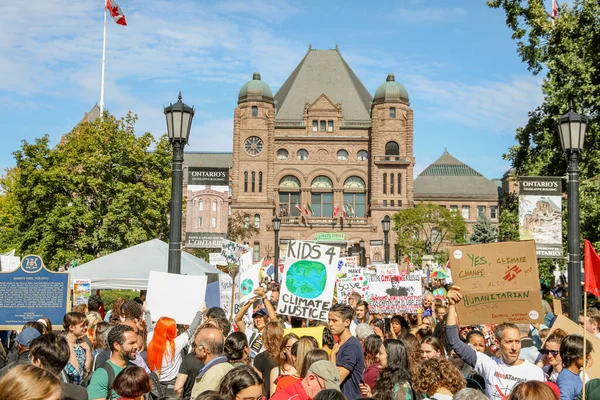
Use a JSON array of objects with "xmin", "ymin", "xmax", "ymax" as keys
[
  {"xmin": 336, "ymin": 273, "xmax": 370, "ymax": 304},
  {"xmin": 368, "ymin": 273, "xmax": 422, "ymax": 314},
  {"xmin": 277, "ymin": 241, "xmax": 340, "ymax": 321},
  {"xmin": 448, "ymin": 241, "xmax": 544, "ymax": 325},
  {"xmin": 73, "ymin": 279, "xmax": 91, "ymax": 306},
  {"xmin": 518, "ymin": 176, "xmax": 563, "ymax": 258},
  {"xmin": 337, "ymin": 256, "xmax": 359, "ymax": 275}
]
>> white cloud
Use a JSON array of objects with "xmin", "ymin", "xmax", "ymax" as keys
[{"xmin": 188, "ymin": 119, "xmax": 234, "ymax": 151}]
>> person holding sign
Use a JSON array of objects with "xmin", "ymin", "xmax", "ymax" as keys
[
  {"xmin": 234, "ymin": 288, "xmax": 277, "ymax": 359},
  {"xmin": 446, "ymin": 286, "xmax": 544, "ymax": 400}
]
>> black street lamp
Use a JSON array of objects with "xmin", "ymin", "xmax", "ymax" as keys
[
  {"xmin": 557, "ymin": 103, "xmax": 588, "ymax": 321},
  {"xmin": 164, "ymin": 92, "xmax": 195, "ymax": 274},
  {"xmin": 272, "ymin": 216, "xmax": 281, "ymax": 282},
  {"xmin": 359, "ymin": 239, "xmax": 365, "ymax": 267},
  {"xmin": 381, "ymin": 215, "xmax": 391, "ymax": 263}
]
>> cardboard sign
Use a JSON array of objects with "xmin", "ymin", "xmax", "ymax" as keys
[
  {"xmin": 368, "ymin": 273, "xmax": 422, "ymax": 314},
  {"xmin": 277, "ymin": 241, "xmax": 340, "ymax": 321},
  {"xmin": 547, "ymin": 314, "xmax": 600, "ymax": 379},
  {"xmin": 553, "ymin": 299, "xmax": 562, "ymax": 316},
  {"xmin": 146, "ymin": 271, "xmax": 207, "ymax": 324},
  {"xmin": 336, "ymin": 273, "xmax": 370, "ymax": 304},
  {"xmin": 73, "ymin": 279, "xmax": 91, "ymax": 306},
  {"xmin": 448, "ymin": 241, "xmax": 544, "ymax": 325},
  {"xmin": 219, "ymin": 274, "xmax": 239, "ymax": 319}
]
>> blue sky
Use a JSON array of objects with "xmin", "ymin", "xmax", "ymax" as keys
[{"xmin": 1, "ymin": 0, "xmax": 553, "ymax": 180}]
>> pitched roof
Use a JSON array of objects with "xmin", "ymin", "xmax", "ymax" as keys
[
  {"xmin": 414, "ymin": 151, "xmax": 500, "ymax": 198},
  {"xmin": 274, "ymin": 49, "xmax": 373, "ymax": 122}
]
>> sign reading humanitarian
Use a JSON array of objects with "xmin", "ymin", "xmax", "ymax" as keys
[
  {"xmin": 448, "ymin": 241, "xmax": 544, "ymax": 325},
  {"xmin": 278, "ymin": 240, "xmax": 340, "ymax": 321},
  {"xmin": 0, "ymin": 255, "xmax": 70, "ymax": 329}
]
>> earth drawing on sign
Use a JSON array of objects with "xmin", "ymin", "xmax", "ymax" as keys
[
  {"xmin": 240, "ymin": 279, "xmax": 254, "ymax": 295},
  {"xmin": 286, "ymin": 260, "xmax": 327, "ymax": 299}
]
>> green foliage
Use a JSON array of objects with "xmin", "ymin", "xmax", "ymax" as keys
[
  {"xmin": 227, "ymin": 211, "xmax": 259, "ymax": 243},
  {"xmin": 469, "ymin": 214, "xmax": 499, "ymax": 244},
  {"xmin": 488, "ymin": 0, "xmax": 600, "ymax": 245},
  {"xmin": 393, "ymin": 203, "xmax": 467, "ymax": 264},
  {"xmin": 0, "ymin": 113, "xmax": 172, "ymax": 269},
  {"xmin": 99, "ymin": 289, "xmax": 139, "ymax": 310},
  {"xmin": 498, "ymin": 192, "xmax": 520, "ymax": 241}
]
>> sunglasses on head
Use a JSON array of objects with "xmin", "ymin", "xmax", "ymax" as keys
[{"xmin": 540, "ymin": 349, "xmax": 560, "ymax": 357}]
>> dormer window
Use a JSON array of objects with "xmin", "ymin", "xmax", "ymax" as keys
[
  {"xmin": 252, "ymin": 106, "xmax": 258, "ymax": 117},
  {"xmin": 390, "ymin": 107, "xmax": 396, "ymax": 118},
  {"xmin": 312, "ymin": 120, "xmax": 318, "ymax": 132},
  {"xmin": 320, "ymin": 121, "xmax": 326, "ymax": 131},
  {"xmin": 328, "ymin": 121, "xmax": 334, "ymax": 132}
]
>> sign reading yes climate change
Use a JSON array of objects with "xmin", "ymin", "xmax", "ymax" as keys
[
  {"xmin": 448, "ymin": 241, "xmax": 544, "ymax": 325},
  {"xmin": 278, "ymin": 240, "xmax": 340, "ymax": 321}
]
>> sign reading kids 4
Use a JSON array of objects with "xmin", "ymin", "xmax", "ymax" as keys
[{"xmin": 278, "ymin": 240, "xmax": 340, "ymax": 321}]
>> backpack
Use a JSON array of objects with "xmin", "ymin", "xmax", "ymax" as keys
[{"xmin": 102, "ymin": 363, "xmax": 116, "ymax": 400}]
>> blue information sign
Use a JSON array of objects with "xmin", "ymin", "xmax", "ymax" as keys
[{"xmin": 0, "ymin": 255, "xmax": 70, "ymax": 329}]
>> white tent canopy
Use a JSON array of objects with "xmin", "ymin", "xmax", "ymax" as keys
[{"xmin": 69, "ymin": 239, "xmax": 223, "ymax": 290}]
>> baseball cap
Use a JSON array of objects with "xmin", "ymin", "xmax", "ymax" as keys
[
  {"xmin": 252, "ymin": 309, "xmax": 267, "ymax": 319},
  {"xmin": 16, "ymin": 327, "xmax": 41, "ymax": 347},
  {"xmin": 308, "ymin": 360, "xmax": 341, "ymax": 390}
]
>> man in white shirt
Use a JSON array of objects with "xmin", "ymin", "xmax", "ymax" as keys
[{"xmin": 446, "ymin": 286, "xmax": 544, "ymax": 400}]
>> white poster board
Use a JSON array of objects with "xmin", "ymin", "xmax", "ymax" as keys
[
  {"xmin": 277, "ymin": 240, "xmax": 340, "ymax": 321},
  {"xmin": 239, "ymin": 256, "xmax": 261, "ymax": 304},
  {"xmin": 209, "ymin": 253, "xmax": 227, "ymax": 266},
  {"xmin": 146, "ymin": 271, "xmax": 207, "ymax": 324},
  {"xmin": 368, "ymin": 272, "xmax": 423, "ymax": 314},
  {"xmin": 336, "ymin": 273, "xmax": 370, "ymax": 304}
]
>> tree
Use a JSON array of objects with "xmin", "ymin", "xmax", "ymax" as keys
[
  {"xmin": 0, "ymin": 113, "xmax": 172, "ymax": 269},
  {"xmin": 227, "ymin": 211, "xmax": 259, "ymax": 243},
  {"xmin": 393, "ymin": 203, "xmax": 467, "ymax": 265},
  {"xmin": 498, "ymin": 192, "xmax": 520, "ymax": 241},
  {"xmin": 487, "ymin": 0, "xmax": 600, "ymax": 247},
  {"xmin": 469, "ymin": 214, "xmax": 499, "ymax": 243}
]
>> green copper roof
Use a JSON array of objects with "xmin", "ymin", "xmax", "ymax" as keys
[
  {"xmin": 373, "ymin": 73, "xmax": 409, "ymax": 104},
  {"xmin": 238, "ymin": 72, "xmax": 273, "ymax": 103}
]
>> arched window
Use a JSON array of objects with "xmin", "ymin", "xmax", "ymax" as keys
[
  {"xmin": 259, "ymin": 172, "xmax": 263, "ymax": 192},
  {"xmin": 390, "ymin": 107, "xmax": 396, "ymax": 118},
  {"xmin": 279, "ymin": 175, "xmax": 300, "ymax": 188},
  {"xmin": 311, "ymin": 176, "xmax": 333, "ymax": 217},
  {"xmin": 254, "ymin": 214, "xmax": 260, "ymax": 229},
  {"xmin": 244, "ymin": 215, "xmax": 250, "ymax": 229},
  {"xmin": 279, "ymin": 175, "xmax": 301, "ymax": 217},
  {"xmin": 311, "ymin": 176, "xmax": 333, "ymax": 189},
  {"xmin": 297, "ymin": 149, "xmax": 309, "ymax": 160},
  {"xmin": 251, "ymin": 172, "xmax": 256, "ymax": 192},
  {"xmin": 337, "ymin": 150, "xmax": 349, "ymax": 161},
  {"xmin": 199, "ymin": 200, "xmax": 203, "ymax": 211},
  {"xmin": 244, "ymin": 172, "xmax": 248, "ymax": 192},
  {"xmin": 277, "ymin": 149, "xmax": 289, "ymax": 160},
  {"xmin": 251, "ymin": 106, "xmax": 258, "ymax": 117},
  {"xmin": 212, "ymin": 201, "xmax": 217, "ymax": 212},
  {"xmin": 357, "ymin": 150, "xmax": 368, "ymax": 161},
  {"xmin": 343, "ymin": 176, "xmax": 366, "ymax": 189},
  {"xmin": 383, "ymin": 173, "xmax": 387, "ymax": 194},
  {"xmin": 390, "ymin": 173, "xmax": 394, "ymax": 195},
  {"xmin": 344, "ymin": 176, "xmax": 366, "ymax": 218},
  {"xmin": 385, "ymin": 141, "xmax": 399, "ymax": 156}
]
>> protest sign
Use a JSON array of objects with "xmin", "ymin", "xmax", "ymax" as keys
[
  {"xmin": 219, "ymin": 274, "xmax": 239, "ymax": 319},
  {"xmin": 0, "ymin": 255, "xmax": 70, "ymax": 329},
  {"xmin": 146, "ymin": 271, "xmax": 207, "ymax": 324},
  {"xmin": 448, "ymin": 241, "xmax": 544, "ymax": 325},
  {"xmin": 336, "ymin": 273, "xmax": 370, "ymax": 304},
  {"xmin": 73, "ymin": 279, "xmax": 91, "ymax": 306},
  {"xmin": 337, "ymin": 256, "xmax": 358, "ymax": 275},
  {"xmin": 553, "ymin": 299, "xmax": 562, "ymax": 316},
  {"xmin": 240, "ymin": 257, "xmax": 262, "ymax": 304},
  {"xmin": 209, "ymin": 253, "xmax": 227, "ymax": 266},
  {"xmin": 277, "ymin": 240, "xmax": 340, "ymax": 321},
  {"xmin": 368, "ymin": 273, "xmax": 422, "ymax": 314},
  {"xmin": 221, "ymin": 240, "xmax": 251, "ymax": 266},
  {"xmin": 376, "ymin": 264, "xmax": 400, "ymax": 276},
  {"xmin": 284, "ymin": 326, "xmax": 325, "ymax": 348},
  {"xmin": 547, "ymin": 315, "xmax": 600, "ymax": 379}
]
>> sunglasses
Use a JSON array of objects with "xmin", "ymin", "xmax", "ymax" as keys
[{"xmin": 540, "ymin": 349, "xmax": 560, "ymax": 357}]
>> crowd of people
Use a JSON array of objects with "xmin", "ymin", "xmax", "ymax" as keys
[{"xmin": 0, "ymin": 280, "xmax": 598, "ymax": 400}]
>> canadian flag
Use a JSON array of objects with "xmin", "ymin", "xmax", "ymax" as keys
[
  {"xmin": 552, "ymin": 0, "xmax": 558, "ymax": 18},
  {"xmin": 106, "ymin": 0, "xmax": 127, "ymax": 26}
]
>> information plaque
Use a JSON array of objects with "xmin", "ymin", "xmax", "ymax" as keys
[{"xmin": 0, "ymin": 255, "xmax": 70, "ymax": 329}]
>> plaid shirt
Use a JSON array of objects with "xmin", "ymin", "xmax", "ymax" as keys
[{"xmin": 64, "ymin": 344, "xmax": 86, "ymax": 385}]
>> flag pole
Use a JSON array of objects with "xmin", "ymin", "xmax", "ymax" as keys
[
  {"xmin": 583, "ymin": 290, "xmax": 588, "ymax": 399},
  {"xmin": 100, "ymin": 0, "xmax": 107, "ymax": 116}
]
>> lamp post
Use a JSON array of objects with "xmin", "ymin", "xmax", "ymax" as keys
[
  {"xmin": 164, "ymin": 92, "xmax": 195, "ymax": 274},
  {"xmin": 359, "ymin": 239, "xmax": 365, "ymax": 267},
  {"xmin": 557, "ymin": 103, "xmax": 588, "ymax": 321},
  {"xmin": 272, "ymin": 216, "xmax": 281, "ymax": 282},
  {"xmin": 381, "ymin": 215, "xmax": 391, "ymax": 263}
]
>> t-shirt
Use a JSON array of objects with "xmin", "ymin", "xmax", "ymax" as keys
[
  {"xmin": 86, "ymin": 360, "xmax": 128, "ymax": 400},
  {"xmin": 254, "ymin": 351, "xmax": 278, "ymax": 397},
  {"xmin": 178, "ymin": 352, "xmax": 204, "ymax": 399},
  {"xmin": 557, "ymin": 368, "xmax": 582, "ymax": 400},
  {"xmin": 336, "ymin": 336, "xmax": 365, "ymax": 400},
  {"xmin": 147, "ymin": 331, "xmax": 190, "ymax": 382},
  {"xmin": 62, "ymin": 381, "xmax": 89, "ymax": 400},
  {"xmin": 363, "ymin": 363, "xmax": 379, "ymax": 389},
  {"xmin": 245, "ymin": 327, "xmax": 265, "ymax": 358},
  {"xmin": 270, "ymin": 379, "xmax": 311, "ymax": 400}
]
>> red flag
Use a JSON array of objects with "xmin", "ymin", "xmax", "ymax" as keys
[
  {"xmin": 333, "ymin": 204, "xmax": 339, "ymax": 217},
  {"xmin": 295, "ymin": 202, "xmax": 302, "ymax": 214},
  {"xmin": 584, "ymin": 240, "xmax": 600, "ymax": 297},
  {"xmin": 552, "ymin": 0, "xmax": 558, "ymax": 18},
  {"xmin": 106, "ymin": 0, "xmax": 127, "ymax": 26}
]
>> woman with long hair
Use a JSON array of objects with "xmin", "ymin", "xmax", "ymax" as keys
[
  {"xmin": 113, "ymin": 365, "xmax": 152, "ymax": 400},
  {"xmin": 506, "ymin": 381, "xmax": 558, "ymax": 400},
  {"xmin": 37, "ymin": 317, "xmax": 53, "ymax": 334},
  {"xmin": 536, "ymin": 329, "xmax": 568, "ymax": 382},
  {"xmin": 413, "ymin": 357, "xmax": 466, "ymax": 399},
  {"xmin": 421, "ymin": 336, "xmax": 445, "ymax": 360},
  {"xmin": 253, "ymin": 321, "xmax": 283, "ymax": 398},
  {"xmin": 218, "ymin": 365, "xmax": 264, "ymax": 400},
  {"xmin": 106, "ymin": 297, "xmax": 126, "ymax": 324},
  {"xmin": 270, "ymin": 333, "xmax": 299, "ymax": 394},
  {"xmin": 401, "ymin": 334, "xmax": 422, "ymax": 378},
  {"xmin": 360, "ymin": 339, "xmax": 413, "ymax": 400},
  {"xmin": 363, "ymin": 334, "xmax": 382, "ymax": 389},
  {"xmin": 369, "ymin": 318, "xmax": 386, "ymax": 339},
  {"xmin": 146, "ymin": 306, "xmax": 203, "ymax": 388},
  {"xmin": 225, "ymin": 331, "xmax": 251, "ymax": 367},
  {"xmin": 0, "ymin": 364, "xmax": 62, "ymax": 400}
]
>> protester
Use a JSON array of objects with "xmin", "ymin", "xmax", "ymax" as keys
[
  {"xmin": 557, "ymin": 334, "xmax": 594, "ymax": 400},
  {"xmin": 174, "ymin": 339, "xmax": 205, "ymax": 399},
  {"xmin": 224, "ymin": 331, "xmax": 250, "ymax": 367},
  {"xmin": 253, "ymin": 321, "xmax": 283, "ymax": 397},
  {"xmin": 86, "ymin": 325, "xmax": 138, "ymax": 400},
  {"xmin": 421, "ymin": 336, "xmax": 445, "ymax": 360},
  {"xmin": 506, "ymin": 380, "xmax": 559, "ymax": 400},
  {"xmin": 29, "ymin": 332, "xmax": 89, "ymax": 400},
  {"xmin": 105, "ymin": 297, "xmax": 126, "ymax": 324},
  {"xmin": 0, "ymin": 364, "xmax": 62, "ymax": 400},
  {"xmin": 359, "ymin": 339, "xmax": 413, "ymax": 400},
  {"xmin": 446, "ymin": 286, "xmax": 544, "ymax": 399},
  {"xmin": 362, "ymin": 334, "xmax": 382, "ymax": 390},
  {"xmin": 86, "ymin": 312, "xmax": 103, "ymax": 346},
  {"xmin": 190, "ymin": 326, "xmax": 233, "ymax": 399},
  {"xmin": 537, "ymin": 329, "xmax": 568, "ymax": 382},
  {"xmin": 516, "ymin": 324, "xmax": 540, "ymax": 364},
  {"xmin": 329, "ymin": 304, "xmax": 364, "ymax": 400},
  {"xmin": 313, "ymin": 389, "xmax": 347, "ymax": 400},
  {"xmin": 0, "ymin": 327, "xmax": 40, "ymax": 377},
  {"xmin": 368, "ymin": 318, "xmax": 385, "ymax": 339},
  {"xmin": 390, "ymin": 315, "xmax": 405, "ymax": 339},
  {"xmin": 112, "ymin": 366, "xmax": 151, "ymax": 400},
  {"xmin": 422, "ymin": 293, "xmax": 435, "ymax": 317},
  {"xmin": 435, "ymin": 306, "xmax": 448, "ymax": 324},
  {"xmin": 355, "ymin": 324, "xmax": 374, "ymax": 344},
  {"xmin": 270, "ymin": 360, "xmax": 341, "ymax": 400},
  {"xmin": 234, "ymin": 288, "xmax": 277, "ymax": 359},
  {"xmin": 37, "ymin": 317, "xmax": 54, "ymax": 334},
  {"xmin": 270, "ymin": 333, "xmax": 299, "ymax": 395},
  {"xmin": 218, "ymin": 365, "xmax": 264, "ymax": 400},
  {"xmin": 401, "ymin": 334, "xmax": 422, "ymax": 377},
  {"xmin": 452, "ymin": 387, "xmax": 487, "ymax": 400},
  {"xmin": 413, "ymin": 357, "xmax": 466, "ymax": 399},
  {"xmin": 348, "ymin": 293, "xmax": 361, "ymax": 309},
  {"xmin": 63, "ymin": 312, "xmax": 92, "ymax": 385},
  {"xmin": 355, "ymin": 301, "xmax": 370, "ymax": 324},
  {"xmin": 464, "ymin": 330, "xmax": 486, "ymax": 354}
]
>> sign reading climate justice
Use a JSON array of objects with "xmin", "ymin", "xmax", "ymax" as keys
[
  {"xmin": 278, "ymin": 240, "xmax": 340, "ymax": 321},
  {"xmin": 448, "ymin": 241, "xmax": 544, "ymax": 325}
]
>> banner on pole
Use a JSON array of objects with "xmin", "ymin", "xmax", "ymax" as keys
[{"xmin": 368, "ymin": 273, "xmax": 422, "ymax": 314}]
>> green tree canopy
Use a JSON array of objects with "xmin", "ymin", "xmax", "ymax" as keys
[
  {"xmin": 469, "ymin": 214, "xmax": 499, "ymax": 244},
  {"xmin": 393, "ymin": 203, "xmax": 467, "ymax": 264},
  {"xmin": 0, "ymin": 113, "xmax": 172, "ymax": 268}
]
